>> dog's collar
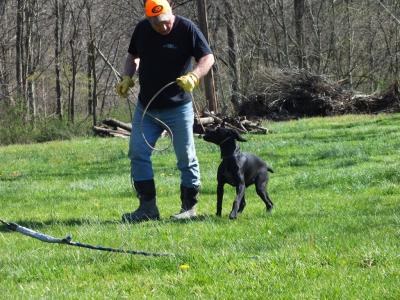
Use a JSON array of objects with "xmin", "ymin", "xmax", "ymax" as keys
[
  {"xmin": 221, "ymin": 146, "xmax": 240, "ymax": 159},
  {"xmin": 219, "ymin": 136, "xmax": 232, "ymax": 146}
]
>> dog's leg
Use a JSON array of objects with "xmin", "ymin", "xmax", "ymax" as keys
[
  {"xmin": 229, "ymin": 184, "xmax": 245, "ymax": 219},
  {"xmin": 238, "ymin": 195, "xmax": 246, "ymax": 213},
  {"xmin": 216, "ymin": 182, "xmax": 224, "ymax": 216},
  {"xmin": 255, "ymin": 174, "xmax": 274, "ymax": 211},
  {"xmin": 261, "ymin": 190, "xmax": 274, "ymax": 212}
]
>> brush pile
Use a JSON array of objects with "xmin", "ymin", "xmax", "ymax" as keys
[{"xmin": 239, "ymin": 68, "xmax": 400, "ymax": 120}]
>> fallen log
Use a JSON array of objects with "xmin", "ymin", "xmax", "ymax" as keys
[
  {"xmin": 194, "ymin": 116, "xmax": 215, "ymax": 125},
  {"xmin": 102, "ymin": 118, "xmax": 132, "ymax": 132},
  {"xmin": 93, "ymin": 126, "xmax": 130, "ymax": 138}
]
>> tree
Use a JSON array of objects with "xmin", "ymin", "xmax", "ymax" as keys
[
  {"xmin": 25, "ymin": 0, "xmax": 36, "ymax": 123},
  {"xmin": 294, "ymin": 0, "xmax": 305, "ymax": 69},
  {"xmin": 54, "ymin": 0, "xmax": 62, "ymax": 119},
  {"xmin": 196, "ymin": 0, "xmax": 217, "ymax": 112},
  {"xmin": 16, "ymin": 0, "xmax": 24, "ymax": 98},
  {"xmin": 224, "ymin": 0, "xmax": 241, "ymax": 111}
]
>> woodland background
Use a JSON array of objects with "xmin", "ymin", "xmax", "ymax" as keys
[{"xmin": 1, "ymin": 0, "xmax": 400, "ymax": 144}]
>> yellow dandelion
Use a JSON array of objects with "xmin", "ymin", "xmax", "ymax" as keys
[{"xmin": 179, "ymin": 264, "xmax": 190, "ymax": 271}]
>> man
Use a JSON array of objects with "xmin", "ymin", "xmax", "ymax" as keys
[{"xmin": 116, "ymin": 0, "xmax": 214, "ymax": 222}]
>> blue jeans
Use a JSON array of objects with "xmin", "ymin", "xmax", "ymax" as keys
[{"xmin": 128, "ymin": 101, "xmax": 200, "ymax": 188}]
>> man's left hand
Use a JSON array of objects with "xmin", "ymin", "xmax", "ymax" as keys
[{"xmin": 176, "ymin": 72, "xmax": 199, "ymax": 92}]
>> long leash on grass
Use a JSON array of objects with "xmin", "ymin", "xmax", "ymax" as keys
[{"xmin": 0, "ymin": 219, "xmax": 174, "ymax": 257}]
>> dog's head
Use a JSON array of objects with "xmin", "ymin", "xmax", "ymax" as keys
[{"xmin": 203, "ymin": 127, "xmax": 247, "ymax": 145}]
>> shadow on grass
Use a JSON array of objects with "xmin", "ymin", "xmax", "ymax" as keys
[
  {"xmin": 118, "ymin": 214, "xmax": 216, "ymax": 227},
  {"xmin": 163, "ymin": 214, "xmax": 214, "ymax": 224},
  {"xmin": 0, "ymin": 161, "xmax": 128, "ymax": 183}
]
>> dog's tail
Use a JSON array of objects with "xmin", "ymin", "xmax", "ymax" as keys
[{"xmin": 267, "ymin": 166, "xmax": 274, "ymax": 173}]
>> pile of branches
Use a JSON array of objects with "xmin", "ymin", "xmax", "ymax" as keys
[
  {"xmin": 93, "ymin": 115, "xmax": 269, "ymax": 138},
  {"xmin": 239, "ymin": 68, "xmax": 400, "ymax": 120},
  {"xmin": 193, "ymin": 111, "xmax": 268, "ymax": 134},
  {"xmin": 93, "ymin": 119, "xmax": 132, "ymax": 138}
]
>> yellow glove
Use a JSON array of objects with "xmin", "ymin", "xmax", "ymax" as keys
[
  {"xmin": 176, "ymin": 72, "xmax": 199, "ymax": 92},
  {"xmin": 115, "ymin": 75, "xmax": 134, "ymax": 98}
]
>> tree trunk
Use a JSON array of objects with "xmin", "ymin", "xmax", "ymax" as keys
[
  {"xmin": 86, "ymin": 1, "xmax": 92, "ymax": 115},
  {"xmin": 0, "ymin": 0, "xmax": 11, "ymax": 104},
  {"xmin": 25, "ymin": 0, "xmax": 36, "ymax": 123},
  {"xmin": 87, "ymin": 39, "xmax": 93, "ymax": 115},
  {"xmin": 0, "ymin": 0, "xmax": 5, "ymax": 15},
  {"xmin": 367, "ymin": 6, "xmax": 376, "ymax": 92},
  {"xmin": 294, "ymin": 0, "xmax": 305, "ymax": 69},
  {"xmin": 307, "ymin": 1, "xmax": 323, "ymax": 72},
  {"xmin": 224, "ymin": 0, "xmax": 241, "ymax": 112},
  {"xmin": 85, "ymin": 1, "xmax": 97, "ymax": 125},
  {"xmin": 266, "ymin": 3, "xmax": 282, "ymax": 66},
  {"xmin": 196, "ymin": 0, "xmax": 217, "ymax": 113},
  {"xmin": 54, "ymin": 0, "xmax": 62, "ymax": 120},
  {"xmin": 16, "ymin": 0, "xmax": 24, "ymax": 98},
  {"xmin": 0, "ymin": 44, "xmax": 7, "ymax": 100},
  {"xmin": 69, "ymin": 39, "xmax": 76, "ymax": 123},
  {"xmin": 324, "ymin": 0, "xmax": 337, "ymax": 75},
  {"xmin": 278, "ymin": 0, "xmax": 291, "ymax": 67},
  {"xmin": 90, "ymin": 39, "xmax": 97, "ymax": 126},
  {"xmin": 345, "ymin": 0, "xmax": 353, "ymax": 89}
]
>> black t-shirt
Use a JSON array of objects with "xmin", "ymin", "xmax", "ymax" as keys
[{"xmin": 128, "ymin": 15, "xmax": 212, "ymax": 109}]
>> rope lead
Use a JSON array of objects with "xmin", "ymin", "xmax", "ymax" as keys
[{"xmin": 0, "ymin": 219, "xmax": 174, "ymax": 257}]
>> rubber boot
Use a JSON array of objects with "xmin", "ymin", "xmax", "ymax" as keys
[
  {"xmin": 171, "ymin": 185, "xmax": 199, "ymax": 220},
  {"xmin": 122, "ymin": 179, "xmax": 160, "ymax": 223}
]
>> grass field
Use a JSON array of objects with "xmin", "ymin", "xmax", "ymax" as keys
[{"xmin": 1, "ymin": 114, "xmax": 399, "ymax": 299}]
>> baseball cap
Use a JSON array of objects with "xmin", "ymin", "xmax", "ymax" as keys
[{"xmin": 145, "ymin": 0, "xmax": 172, "ymax": 23}]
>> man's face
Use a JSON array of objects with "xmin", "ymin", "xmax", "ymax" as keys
[{"xmin": 149, "ymin": 15, "xmax": 174, "ymax": 35}]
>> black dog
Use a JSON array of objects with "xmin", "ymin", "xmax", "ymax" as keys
[{"xmin": 203, "ymin": 127, "xmax": 274, "ymax": 219}]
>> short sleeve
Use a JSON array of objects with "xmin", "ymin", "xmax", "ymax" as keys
[
  {"xmin": 128, "ymin": 25, "xmax": 139, "ymax": 56},
  {"xmin": 190, "ymin": 23, "xmax": 212, "ymax": 62}
]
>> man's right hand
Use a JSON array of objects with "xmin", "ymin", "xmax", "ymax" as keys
[{"xmin": 115, "ymin": 75, "xmax": 134, "ymax": 98}]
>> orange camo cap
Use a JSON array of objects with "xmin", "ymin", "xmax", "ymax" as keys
[{"xmin": 145, "ymin": 0, "xmax": 171, "ymax": 17}]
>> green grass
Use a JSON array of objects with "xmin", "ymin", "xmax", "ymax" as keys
[{"xmin": 1, "ymin": 114, "xmax": 399, "ymax": 299}]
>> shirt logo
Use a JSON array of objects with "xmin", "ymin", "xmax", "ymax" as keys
[{"xmin": 163, "ymin": 43, "xmax": 177, "ymax": 50}]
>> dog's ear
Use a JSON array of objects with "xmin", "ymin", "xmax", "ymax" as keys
[{"xmin": 232, "ymin": 130, "xmax": 247, "ymax": 142}]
